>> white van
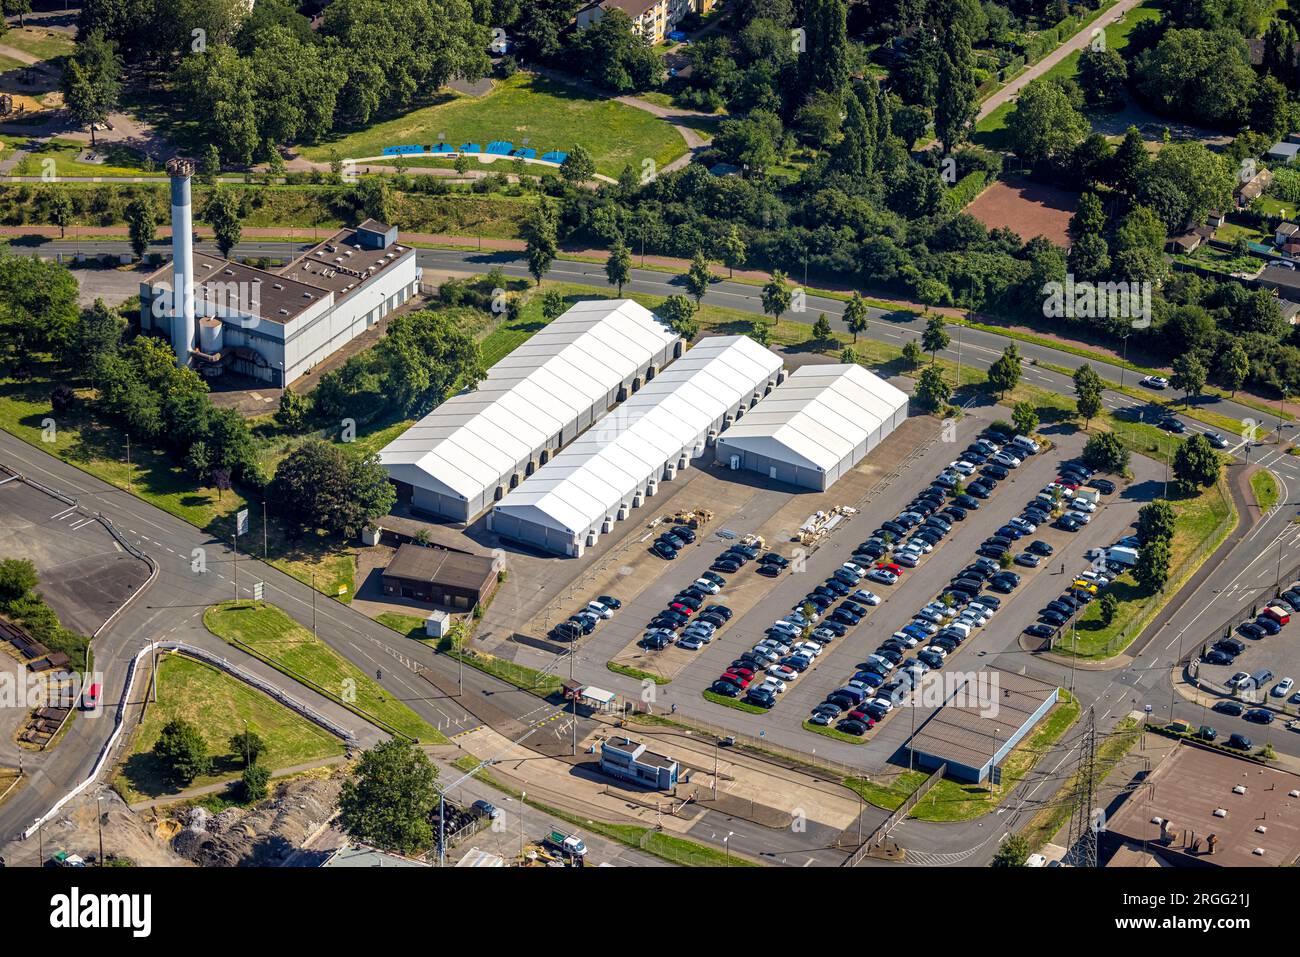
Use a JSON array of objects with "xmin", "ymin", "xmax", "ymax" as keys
[
  {"xmin": 1011, "ymin": 435, "xmax": 1041, "ymax": 455},
  {"xmin": 946, "ymin": 621, "xmax": 972, "ymax": 639}
]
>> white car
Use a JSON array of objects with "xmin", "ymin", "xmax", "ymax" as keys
[
  {"xmin": 906, "ymin": 539, "xmax": 933, "ymax": 554},
  {"xmin": 1288, "ymin": 718, "xmax": 1300, "ymax": 733},
  {"xmin": 867, "ymin": 695, "xmax": 894, "ymax": 713},
  {"xmin": 1273, "ymin": 677, "xmax": 1295, "ymax": 698},
  {"xmin": 852, "ymin": 589, "xmax": 881, "ymax": 606},
  {"xmin": 842, "ymin": 561, "xmax": 869, "ymax": 578},
  {"xmin": 767, "ymin": 664, "xmax": 798, "ymax": 681},
  {"xmin": 586, "ymin": 601, "xmax": 614, "ymax": 619},
  {"xmin": 868, "ymin": 569, "xmax": 898, "ymax": 585},
  {"xmin": 992, "ymin": 452, "xmax": 1022, "ymax": 469},
  {"xmin": 969, "ymin": 601, "xmax": 997, "ymax": 617},
  {"xmin": 761, "ymin": 677, "xmax": 787, "ymax": 694},
  {"xmin": 1065, "ymin": 509, "xmax": 1092, "ymax": 525},
  {"xmin": 949, "ymin": 460, "xmax": 976, "ymax": 476},
  {"xmin": 909, "ymin": 619, "xmax": 939, "ymax": 636},
  {"xmin": 751, "ymin": 646, "xmax": 780, "ymax": 663},
  {"xmin": 890, "ymin": 631, "xmax": 920, "ymax": 647},
  {"xmin": 794, "ymin": 641, "xmax": 824, "ymax": 658},
  {"xmin": 1009, "ymin": 517, "xmax": 1037, "ymax": 533},
  {"xmin": 1071, "ymin": 498, "xmax": 1096, "ymax": 513},
  {"xmin": 771, "ymin": 620, "xmax": 801, "ymax": 636},
  {"xmin": 1141, "ymin": 375, "xmax": 1169, "ymax": 390},
  {"xmin": 692, "ymin": 578, "xmax": 721, "ymax": 595}
]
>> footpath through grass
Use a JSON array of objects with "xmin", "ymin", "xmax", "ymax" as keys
[
  {"xmin": 116, "ymin": 653, "xmax": 345, "ymax": 802},
  {"xmin": 204, "ymin": 600, "xmax": 444, "ymax": 743},
  {"xmin": 300, "ymin": 73, "xmax": 688, "ymax": 178}
]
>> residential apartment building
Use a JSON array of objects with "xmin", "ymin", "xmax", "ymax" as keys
[{"xmin": 576, "ymin": 0, "xmax": 715, "ymax": 43}]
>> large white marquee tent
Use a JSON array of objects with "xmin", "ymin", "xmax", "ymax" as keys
[
  {"xmin": 489, "ymin": 335, "xmax": 784, "ymax": 556},
  {"xmin": 378, "ymin": 300, "xmax": 680, "ymax": 523},
  {"xmin": 714, "ymin": 363, "xmax": 909, "ymax": 490}
]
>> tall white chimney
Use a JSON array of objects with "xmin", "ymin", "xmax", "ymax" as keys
[{"xmin": 166, "ymin": 156, "xmax": 197, "ymax": 368}]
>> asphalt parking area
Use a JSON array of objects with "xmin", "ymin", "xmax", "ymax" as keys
[{"xmin": 0, "ymin": 479, "xmax": 151, "ymax": 635}]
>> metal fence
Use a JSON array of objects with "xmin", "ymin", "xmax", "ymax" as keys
[{"xmin": 842, "ymin": 763, "xmax": 947, "ymax": 867}]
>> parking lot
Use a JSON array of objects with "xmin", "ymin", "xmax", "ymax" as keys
[{"xmin": 0, "ymin": 478, "xmax": 151, "ymax": 635}]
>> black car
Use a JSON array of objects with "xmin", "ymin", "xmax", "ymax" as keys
[
  {"xmin": 842, "ymin": 600, "xmax": 871, "ymax": 617},
  {"xmin": 671, "ymin": 526, "xmax": 696, "ymax": 544},
  {"xmin": 711, "ymin": 559, "xmax": 741, "ymax": 573},
  {"xmin": 1053, "ymin": 516, "xmax": 1081, "ymax": 532},
  {"xmin": 823, "ymin": 578, "xmax": 850, "ymax": 597},
  {"xmin": 1040, "ymin": 609, "xmax": 1068, "ymax": 627},
  {"xmin": 704, "ymin": 604, "xmax": 733, "ymax": 620},
  {"xmin": 652, "ymin": 541, "xmax": 678, "ymax": 560},
  {"xmin": 876, "ymin": 647, "xmax": 903, "ymax": 665},
  {"xmin": 982, "ymin": 464, "xmax": 1009, "ymax": 481},
  {"xmin": 1244, "ymin": 708, "xmax": 1274, "ymax": 724},
  {"xmin": 837, "ymin": 719, "xmax": 870, "ymax": 736},
  {"xmin": 1159, "ymin": 416, "xmax": 1187, "ymax": 434},
  {"xmin": 803, "ymin": 593, "xmax": 834, "ymax": 610},
  {"xmin": 746, "ymin": 688, "xmax": 777, "ymax": 708},
  {"xmin": 1213, "ymin": 700, "xmax": 1245, "ymax": 716},
  {"xmin": 1088, "ymin": 478, "xmax": 1116, "ymax": 495},
  {"xmin": 943, "ymin": 506, "xmax": 968, "ymax": 522},
  {"xmin": 821, "ymin": 621, "xmax": 848, "ymax": 637},
  {"xmin": 697, "ymin": 613, "xmax": 727, "ymax": 630},
  {"xmin": 701, "ymin": 571, "xmax": 727, "ymax": 587},
  {"xmin": 996, "ymin": 524, "xmax": 1024, "ymax": 541},
  {"xmin": 1025, "ymin": 623, "xmax": 1055, "ymax": 639},
  {"xmin": 1239, "ymin": 621, "xmax": 1266, "ymax": 640},
  {"xmin": 966, "ymin": 482, "xmax": 991, "ymax": 499},
  {"xmin": 828, "ymin": 609, "xmax": 860, "ymax": 627},
  {"xmin": 1215, "ymin": 637, "xmax": 1246, "ymax": 655},
  {"xmin": 731, "ymin": 543, "xmax": 760, "ymax": 559},
  {"xmin": 710, "ymin": 679, "xmax": 742, "ymax": 697},
  {"xmin": 1227, "ymin": 733, "xmax": 1253, "ymax": 751},
  {"xmin": 1202, "ymin": 649, "xmax": 1234, "ymax": 666},
  {"xmin": 976, "ymin": 544, "xmax": 1008, "ymax": 560},
  {"xmin": 1027, "ymin": 539, "xmax": 1054, "ymax": 557},
  {"xmin": 954, "ymin": 494, "xmax": 980, "ymax": 510},
  {"xmin": 757, "ymin": 563, "xmax": 782, "ymax": 577},
  {"xmin": 761, "ymin": 552, "xmax": 790, "ymax": 568},
  {"xmin": 718, "ymin": 549, "xmax": 750, "ymax": 565}
]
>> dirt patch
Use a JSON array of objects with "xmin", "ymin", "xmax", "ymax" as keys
[{"xmin": 967, "ymin": 179, "xmax": 1077, "ymax": 247}]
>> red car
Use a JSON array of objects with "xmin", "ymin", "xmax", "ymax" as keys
[
  {"xmin": 722, "ymin": 671, "xmax": 753, "ymax": 688},
  {"xmin": 876, "ymin": 562, "xmax": 902, "ymax": 575},
  {"xmin": 846, "ymin": 710, "xmax": 877, "ymax": 727},
  {"xmin": 670, "ymin": 602, "xmax": 695, "ymax": 615},
  {"xmin": 81, "ymin": 682, "xmax": 101, "ymax": 711}
]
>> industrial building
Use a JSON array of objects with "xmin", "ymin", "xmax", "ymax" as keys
[
  {"xmin": 1101, "ymin": 743, "xmax": 1300, "ymax": 867},
  {"xmin": 489, "ymin": 335, "xmax": 783, "ymax": 557},
  {"xmin": 905, "ymin": 670, "xmax": 1060, "ymax": 783},
  {"xmin": 379, "ymin": 544, "xmax": 501, "ymax": 611},
  {"xmin": 140, "ymin": 158, "xmax": 420, "ymax": 387},
  {"xmin": 714, "ymin": 363, "xmax": 909, "ymax": 490},
  {"xmin": 599, "ymin": 736, "xmax": 680, "ymax": 790},
  {"xmin": 379, "ymin": 300, "xmax": 680, "ymax": 524}
]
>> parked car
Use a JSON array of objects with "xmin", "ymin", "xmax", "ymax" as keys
[
  {"xmin": 1213, "ymin": 700, "xmax": 1245, "ymax": 717},
  {"xmin": 1140, "ymin": 375, "xmax": 1169, "ymax": 390},
  {"xmin": 1227, "ymin": 733, "xmax": 1253, "ymax": 751}
]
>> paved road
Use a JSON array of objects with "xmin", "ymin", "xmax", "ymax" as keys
[{"xmin": 975, "ymin": 0, "xmax": 1144, "ymax": 122}]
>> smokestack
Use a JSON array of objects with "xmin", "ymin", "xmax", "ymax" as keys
[{"xmin": 166, "ymin": 156, "xmax": 196, "ymax": 369}]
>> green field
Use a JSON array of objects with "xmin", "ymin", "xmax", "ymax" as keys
[
  {"xmin": 116, "ymin": 653, "xmax": 345, "ymax": 801},
  {"xmin": 301, "ymin": 73, "xmax": 688, "ymax": 178},
  {"xmin": 974, "ymin": 0, "xmax": 1164, "ymax": 149},
  {"xmin": 1, "ymin": 27, "xmax": 74, "ymax": 61},
  {"xmin": 1252, "ymin": 469, "xmax": 1281, "ymax": 512},
  {"xmin": 12, "ymin": 138, "xmax": 151, "ymax": 178},
  {"xmin": 204, "ymin": 600, "xmax": 444, "ymax": 742}
]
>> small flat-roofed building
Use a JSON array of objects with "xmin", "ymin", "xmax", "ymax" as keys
[
  {"xmin": 600, "ymin": 735, "xmax": 680, "ymax": 790},
  {"xmin": 715, "ymin": 363, "xmax": 909, "ymax": 490},
  {"xmin": 380, "ymin": 544, "xmax": 500, "ymax": 611},
  {"xmin": 1269, "ymin": 141, "xmax": 1300, "ymax": 165},
  {"xmin": 1102, "ymin": 743, "xmax": 1300, "ymax": 867},
  {"xmin": 323, "ymin": 843, "xmax": 430, "ymax": 868},
  {"xmin": 905, "ymin": 669, "xmax": 1060, "ymax": 783}
]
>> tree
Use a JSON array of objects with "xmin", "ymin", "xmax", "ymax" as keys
[
  {"xmin": 812, "ymin": 313, "xmax": 833, "ymax": 341},
  {"xmin": 921, "ymin": 314, "xmax": 949, "ymax": 363},
  {"xmin": 844, "ymin": 292, "xmax": 870, "ymax": 342},
  {"xmin": 1082, "ymin": 431, "xmax": 1130, "ymax": 474},
  {"xmin": 337, "ymin": 739, "xmax": 438, "ymax": 855},
  {"xmin": 540, "ymin": 289, "xmax": 567, "ymax": 321},
  {"xmin": 272, "ymin": 441, "xmax": 396, "ymax": 538},
  {"xmin": 5, "ymin": 0, "xmax": 31, "ymax": 28},
  {"xmin": 61, "ymin": 31, "xmax": 121, "ymax": 147},
  {"xmin": 990, "ymin": 834, "xmax": 1031, "ymax": 867},
  {"xmin": 1170, "ymin": 352, "xmax": 1207, "ymax": 404},
  {"xmin": 0, "ymin": 557, "xmax": 38, "ymax": 603},
  {"xmin": 605, "ymin": 239, "xmax": 632, "ymax": 295},
  {"xmin": 203, "ymin": 187, "xmax": 242, "ymax": 259},
  {"xmin": 275, "ymin": 385, "xmax": 310, "ymax": 432},
  {"xmin": 840, "ymin": 346, "xmax": 859, "ymax": 364},
  {"xmin": 1078, "ymin": 46, "xmax": 1127, "ymax": 110},
  {"xmin": 802, "ymin": 0, "xmax": 850, "ymax": 97},
  {"xmin": 229, "ymin": 728, "xmax": 267, "ymax": 768},
  {"xmin": 154, "ymin": 717, "xmax": 210, "ymax": 785},
  {"xmin": 1172, "ymin": 432, "xmax": 1221, "ymax": 492},
  {"xmin": 914, "ymin": 364, "xmax": 952, "ymax": 413},
  {"xmin": 1012, "ymin": 401, "xmax": 1038, "ymax": 437},
  {"xmin": 522, "ymin": 201, "xmax": 557, "ymax": 286},
  {"xmin": 901, "ymin": 338, "xmax": 925, "ymax": 369},
  {"xmin": 987, "ymin": 344, "xmax": 1021, "ymax": 397},
  {"xmin": 1073, "ymin": 363, "xmax": 1104, "ymax": 428},
  {"xmin": 240, "ymin": 762, "xmax": 271, "ymax": 803},
  {"xmin": 1111, "ymin": 126, "xmax": 1150, "ymax": 197},
  {"xmin": 1137, "ymin": 500, "xmax": 1176, "ymax": 546},
  {"xmin": 718, "ymin": 225, "xmax": 747, "ymax": 278},
  {"xmin": 1098, "ymin": 592, "xmax": 1119, "ymax": 627},
  {"xmin": 373, "ymin": 309, "xmax": 483, "ymax": 417},
  {"xmin": 573, "ymin": 7, "xmax": 662, "ymax": 92},
  {"xmin": 748, "ymin": 318, "xmax": 771, "ymax": 347},
  {"xmin": 934, "ymin": 22, "xmax": 977, "ymax": 153},
  {"xmin": 124, "ymin": 197, "xmax": 156, "ymax": 260},
  {"xmin": 48, "ymin": 188, "xmax": 73, "ymax": 239},
  {"xmin": 1005, "ymin": 79, "xmax": 1088, "ymax": 165},
  {"xmin": 659, "ymin": 294, "xmax": 698, "ymax": 340},
  {"xmin": 560, "ymin": 144, "xmax": 595, "ymax": 184},
  {"xmin": 684, "ymin": 251, "xmax": 713, "ymax": 305},
  {"xmin": 760, "ymin": 269, "xmax": 791, "ymax": 323},
  {"xmin": 1217, "ymin": 339, "xmax": 1250, "ymax": 396},
  {"xmin": 1135, "ymin": 536, "xmax": 1171, "ymax": 592}
]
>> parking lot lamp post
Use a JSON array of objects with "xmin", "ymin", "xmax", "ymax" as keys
[
  {"xmin": 1279, "ymin": 387, "xmax": 1289, "ymax": 445},
  {"xmin": 713, "ymin": 739, "xmax": 719, "ymax": 800},
  {"xmin": 1276, "ymin": 533, "xmax": 1286, "ymax": 593},
  {"xmin": 724, "ymin": 831, "xmax": 733, "ymax": 858},
  {"xmin": 1119, "ymin": 334, "xmax": 1130, "ymax": 391}
]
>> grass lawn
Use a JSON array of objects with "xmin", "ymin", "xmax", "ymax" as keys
[
  {"xmin": 1062, "ymin": 478, "xmax": 1235, "ymax": 658},
  {"xmin": 203, "ymin": 600, "xmax": 444, "ymax": 742},
  {"xmin": 607, "ymin": 661, "xmax": 671, "ymax": 684},
  {"xmin": 449, "ymin": 648, "xmax": 563, "ymax": 696},
  {"xmin": 802, "ymin": 719, "xmax": 868, "ymax": 745},
  {"xmin": 702, "ymin": 689, "xmax": 767, "ymax": 714},
  {"xmin": 115, "ymin": 653, "xmax": 345, "ymax": 802},
  {"xmin": 13, "ymin": 138, "xmax": 151, "ymax": 178},
  {"xmin": 1252, "ymin": 469, "xmax": 1281, "ymax": 512},
  {"xmin": 300, "ymin": 73, "xmax": 688, "ymax": 178},
  {"xmin": 376, "ymin": 611, "xmax": 429, "ymax": 641},
  {"xmin": 1, "ymin": 26, "xmax": 75, "ymax": 61}
]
